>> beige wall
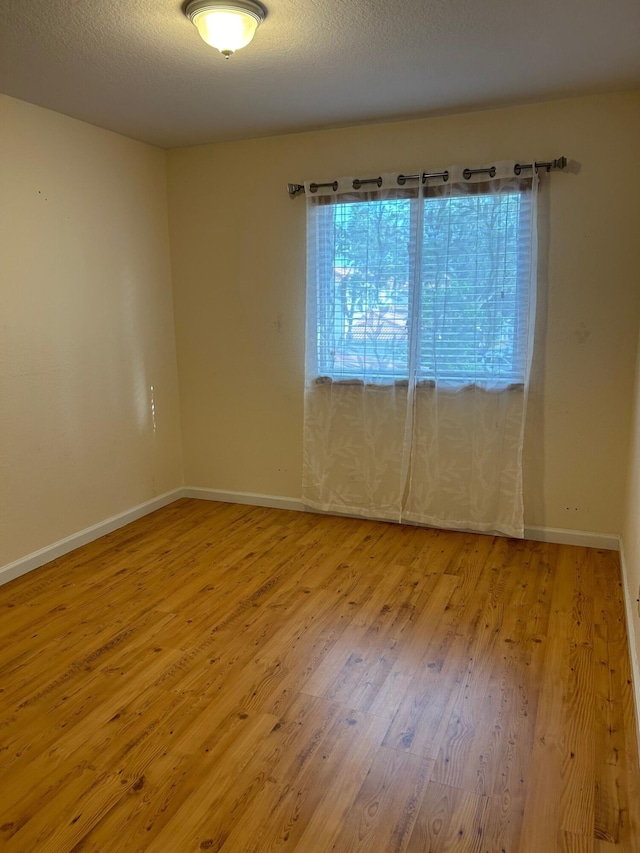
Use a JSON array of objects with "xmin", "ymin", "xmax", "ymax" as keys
[
  {"xmin": 167, "ymin": 91, "xmax": 640, "ymax": 535},
  {"xmin": 0, "ymin": 95, "xmax": 183, "ymax": 567},
  {"xmin": 3, "ymin": 90, "xmax": 638, "ymax": 570},
  {"xmin": 623, "ymin": 336, "xmax": 640, "ymax": 719}
]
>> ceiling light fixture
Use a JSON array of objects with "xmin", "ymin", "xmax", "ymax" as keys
[{"xmin": 185, "ymin": 0, "xmax": 266, "ymax": 58}]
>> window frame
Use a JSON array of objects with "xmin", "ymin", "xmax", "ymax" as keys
[{"xmin": 307, "ymin": 177, "xmax": 533, "ymax": 389}]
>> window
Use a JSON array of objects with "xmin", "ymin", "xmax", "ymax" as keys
[{"xmin": 308, "ymin": 180, "xmax": 533, "ymax": 387}]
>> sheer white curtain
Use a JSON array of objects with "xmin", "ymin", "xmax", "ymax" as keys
[{"xmin": 302, "ymin": 162, "xmax": 539, "ymax": 537}]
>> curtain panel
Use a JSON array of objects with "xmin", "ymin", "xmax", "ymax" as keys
[{"xmin": 302, "ymin": 162, "xmax": 539, "ymax": 538}]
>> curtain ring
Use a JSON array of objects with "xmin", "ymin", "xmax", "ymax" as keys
[{"xmin": 352, "ymin": 177, "xmax": 383, "ymax": 190}]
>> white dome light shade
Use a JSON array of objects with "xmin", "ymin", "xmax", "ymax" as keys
[{"xmin": 185, "ymin": 0, "xmax": 266, "ymax": 57}]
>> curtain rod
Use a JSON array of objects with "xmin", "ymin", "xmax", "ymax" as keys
[{"xmin": 286, "ymin": 156, "xmax": 567, "ymax": 198}]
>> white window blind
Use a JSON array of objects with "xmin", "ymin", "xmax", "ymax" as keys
[{"xmin": 309, "ymin": 182, "xmax": 533, "ymax": 388}]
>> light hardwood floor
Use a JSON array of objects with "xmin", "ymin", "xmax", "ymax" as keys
[{"xmin": 0, "ymin": 499, "xmax": 638, "ymax": 852}]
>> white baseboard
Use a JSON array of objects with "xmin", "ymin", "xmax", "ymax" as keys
[
  {"xmin": 185, "ymin": 489, "xmax": 620, "ymax": 550},
  {"xmin": 523, "ymin": 525, "xmax": 620, "ymax": 551},
  {"xmin": 0, "ymin": 486, "xmax": 621, "ymax": 593},
  {"xmin": 0, "ymin": 488, "xmax": 186, "ymax": 588},
  {"xmin": 618, "ymin": 541, "xmax": 640, "ymax": 754},
  {"xmin": 183, "ymin": 487, "xmax": 304, "ymax": 513}
]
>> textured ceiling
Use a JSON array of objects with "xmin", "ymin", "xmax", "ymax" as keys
[{"xmin": 1, "ymin": 0, "xmax": 639, "ymax": 148}]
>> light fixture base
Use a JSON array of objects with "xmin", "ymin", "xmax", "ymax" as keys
[{"xmin": 185, "ymin": 0, "xmax": 266, "ymax": 28}]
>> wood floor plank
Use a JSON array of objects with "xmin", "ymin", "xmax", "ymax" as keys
[
  {"xmin": 88, "ymin": 708, "xmax": 279, "ymax": 852},
  {"xmin": 405, "ymin": 780, "xmax": 488, "ymax": 853},
  {"xmin": 143, "ymin": 692, "xmax": 340, "ymax": 852},
  {"xmin": 0, "ymin": 500, "xmax": 638, "ymax": 852},
  {"xmin": 593, "ymin": 549, "xmax": 640, "ymax": 851},
  {"xmin": 559, "ymin": 644, "xmax": 595, "ymax": 835},
  {"xmin": 363, "ymin": 572, "xmax": 460, "ymax": 720},
  {"xmin": 429, "ymin": 598, "xmax": 508, "ymax": 791},
  {"xmin": 293, "ymin": 713, "xmax": 391, "ymax": 852},
  {"xmin": 559, "ymin": 830, "xmax": 595, "ymax": 852},
  {"xmin": 329, "ymin": 746, "xmax": 433, "ymax": 853},
  {"xmin": 518, "ymin": 545, "xmax": 573, "ymax": 853},
  {"xmin": 481, "ymin": 606, "xmax": 549, "ymax": 851},
  {"xmin": 216, "ymin": 709, "xmax": 390, "ymax": 852}
]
